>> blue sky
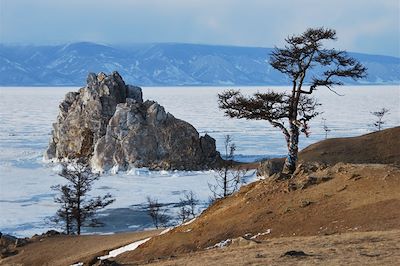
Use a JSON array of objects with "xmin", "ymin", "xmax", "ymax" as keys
[{"xmin": 0, "ymin": 0, "xmax": 399, "ymax": 57}]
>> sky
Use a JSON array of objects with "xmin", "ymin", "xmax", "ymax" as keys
[{"xmin": 0, "ymin": 0, "xmax": 399, "ymax": 57}]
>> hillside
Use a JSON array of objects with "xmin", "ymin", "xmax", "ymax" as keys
[
  {"xmin": 0, "ymin": 230, "xmax": 161, "ymax": 266},
  {"xmin": 299, "ymin": 126, "xmax": 400, "ymax": 165},
  {"xmin": 1, "ymin": 42, "xmax": 399, "ymax": 86},
  {"xmin": 113, "ymin": 127, "xmax": 400, "ymax": 264},
  {"xmin": 1, "ymin": 128, "xmax": 399, "ymax": 266},
  {"xmin": 138, "ymin": 230, "xmax": 400, "ymax": 265},
  {"xmin": 115, "ymin": 163, "xmax": 400, "ymax": 264},
  {"xmin": 251, "ymin": 127, "xmax": 400, "ymax": 173}
]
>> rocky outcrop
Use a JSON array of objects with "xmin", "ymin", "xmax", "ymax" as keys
[
  {"xmin": 91, "ymin": 99, "xmax": 220, "ymax": 171},
  {"xmin": 45, "ymin": 72, "xmax": 221, "ymax": 171},
  {"xmin": 0, "ymin": 233, "xmax": 29, "ymax": 259},
  {"xmin": 257, "ymin": 158, "xmax": 285, "ymax": 177}
]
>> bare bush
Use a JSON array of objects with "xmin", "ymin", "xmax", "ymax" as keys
[
  {"xmin": 209, "ymin": 135, "xmax": 249, "ymax": 200},
  {"xmin": 371, "ymin": 108, "xmax": 390, "ymax": 131},
  {"xmin": 178, "ymin": 191, "xmax": 199, "ymax": 223},
  {"xmin": 146, "ymin": 196, "xmax": 169, "ymax": 229},
  {"xmin": 322, "ymin": 118, "xmax": 331, "ymax": 139}
]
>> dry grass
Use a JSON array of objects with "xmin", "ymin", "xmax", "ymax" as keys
[
  {"xmin": 0, "ymin": 230, "xmax": 161, "ymax": 266},
  {"xmin": 299, "ymin": 126, "xmax": 400, "ymax": 165},
  {"xmin": 146, "ymin": 230, "xmax": 400, "ymax": 266},
  {"xmin": 115, "ymin": 162, "xmax": 400, "ymax": 264}
]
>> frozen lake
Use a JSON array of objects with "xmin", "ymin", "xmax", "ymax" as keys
[{"xmin": 0, "ymin": 85, "xmax": 399, "ymax": 237}]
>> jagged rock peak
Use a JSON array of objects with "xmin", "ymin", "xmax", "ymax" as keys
[
  {"xmin": 44, "ymin": 72, "xmax": 143, "ymax": 161},
  {"xmin": 45, "ymin": 72, "xmax": 221, "ymax": 171}
]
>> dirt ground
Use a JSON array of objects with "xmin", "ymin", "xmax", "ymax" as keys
[
  {"xmin": 145, "ymin": 230, "xmax": 400, "ymax": 266},
  {"xmin": 299, "ymin": 126, "xmax": 400, "ymax": 165},
  {"xmin": 115, "ymin": 162, "xmax": 400, "ymax": 264},
  {"xmin": 0, "ymin": 230, "xmax": 161, "ymax": 266}
]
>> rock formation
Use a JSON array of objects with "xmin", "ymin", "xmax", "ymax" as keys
[{"xmin": 45, "ymin": 71, "xmax": 221, "ymax": 171}]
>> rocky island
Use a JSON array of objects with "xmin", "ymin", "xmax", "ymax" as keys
[{"xmin": 45, "ymin": 71, "xmax": 221, "ymax": 171}]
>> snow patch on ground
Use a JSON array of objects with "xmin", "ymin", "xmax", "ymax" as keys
[
  {"xmin": 159, "ymin": 227, "xmax": 173, "ymax": 235},
  {"xmin": 206, "ymin": 239, "xmax": 232, "ymax": 249},
  {"xmin": 250, "ymin": 229, "xmax": 271, "ymax": 239},
  {"xmin": 98, "ymin": 237, "xmax": 152, "ymax": 260},
  {"xmin": 70, "ymin": 262, "xmax": 83, "ymax": 266},
  {"xmin": 182, "ymin": 217, "xmax": 197, "ymax": 226}
]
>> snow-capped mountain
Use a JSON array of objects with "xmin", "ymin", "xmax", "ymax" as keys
[{"xmin": 0, "ymin": 42, "xmax": 399, "ymax": 86}]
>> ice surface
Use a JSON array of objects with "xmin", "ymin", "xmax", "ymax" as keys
[{"xmin": 0, "ymin": 86, "xmax": 399, "ymax": 237}]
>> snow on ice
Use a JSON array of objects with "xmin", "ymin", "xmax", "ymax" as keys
[{"xmin": 0, "ymin": 86, "xmax": 399, "ymax": 237}]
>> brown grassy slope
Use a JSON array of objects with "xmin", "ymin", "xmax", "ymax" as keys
[
  {"xmin": 116, "ymin": 163, "xmax": 400, "ymax": 264},
  {"xmin": 147, "ymin": 230, "xmax": 400, "ymax": 266},
  {"xmin": 243, "ymin": 127, "xmax": 400, "ymax": 171},
  {"xmin": 0, "ymin": 230, "xmax": 161, "ymax": 266},
  {"xmin": 299, "ymin": 126, "xmax": 400, "ymax": 165}
]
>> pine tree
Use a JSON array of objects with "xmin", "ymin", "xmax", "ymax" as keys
[
  {"xmin": 219, "ymin": 27, "xmax": 367, "ymax": 175},
  {"xmin": 52, "ymin": 162, "xmax": 114, "ymax": 234}
]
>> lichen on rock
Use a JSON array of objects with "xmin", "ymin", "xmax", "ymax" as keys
[{"xmin": 45, "ymin": 71, "xmax": 221, "ymax": 171}]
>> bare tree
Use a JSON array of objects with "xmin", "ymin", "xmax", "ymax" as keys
[
  {"xmin": 209, "ymin": 135, "xmax": 248, "ymax": 199},
  {"xmin": 52, "ymin": 185, "xmax": 75, "ymax": 234},
  {"xmin": 177, "ymin": 204, "xmax": 191, "ymax": 224},
  {"xmin": 219, "ymin": 27, "xmax": 367, "ymax": 175},
  {"xmin": 183, "ymin": 191, "xmax": 198, "ymax": 218},
  {"xmin": 146, "ymin": 196, "xmax": 169, "ymax": 229},
  {"xmin": 52, "ymin": 162, "xmax": 115, "ymax": 235},
  {"xmin": 371, "ymin": 108, "xmax": 390, "ymax": 131},
  {"xmin": 177, "ymin": 190, "xmax": 199, "ymax": 223},
  {"xmin": 322, "ymin": 118, "xmax": 331, "ymax": 139}
]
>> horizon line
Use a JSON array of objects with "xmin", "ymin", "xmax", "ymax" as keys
[{"xmin": 0, "ymin": 41, "xmax": 399, "ymax": 59}]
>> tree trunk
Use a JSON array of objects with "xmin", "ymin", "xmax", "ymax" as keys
[
  {"xmin": 223, "ymin": 167, "xmax": 228, "ymax": 197},
  {"xmin": 66, "ymin": 212, "xmax": 70, "ymax": 235},
  {"xmin": 77, "ymin": 188, "xmax": 81, "ymax": 235},
  {"xmin": 282, "ymin": 123, "xmax": 299, "ymax": 175},
  {"xmin": 77, "ymin": 216, "xmax": 81, "ymax": 235}
]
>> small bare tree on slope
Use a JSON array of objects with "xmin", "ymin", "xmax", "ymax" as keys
[
  {"xmin": 219, "ymin": 27, "xmax": 367, "ymax": 175},
  {"xmin": 178, "ymin": 190, "xmax": 199, "ymax": 223},
  {"xmin": 209, "ymin": 135, "xmax": 248, "ymax": 199},
  {"xmin": 146, "ymin": 196, "xmax": 170, "ymax": 229},
  {"xmin": 322, "ymin": 118, "xmax": 331, "ymax": 139},
  {"xmin": 371, "ymin": 108, "xmax": 390, "ymax": 131}
]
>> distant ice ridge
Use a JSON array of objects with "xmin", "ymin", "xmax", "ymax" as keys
[{"xmin": 94, "ymin": 163, "xmax": 217, "ymax": 177}]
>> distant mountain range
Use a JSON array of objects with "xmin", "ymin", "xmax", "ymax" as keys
[{"xmin": 0, "ymin": 42, "xmax": 399, "ymax": 86}]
